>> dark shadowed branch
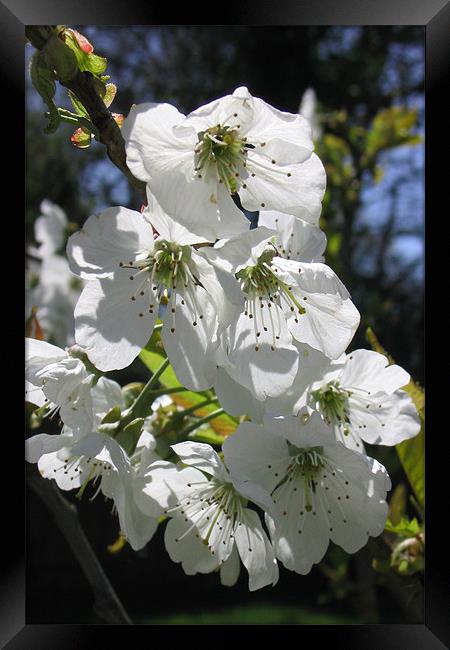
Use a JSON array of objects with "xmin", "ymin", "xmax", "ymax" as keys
[{"xmin": 27, "ymin": 468, "xmax": 132, "ymax": 625}]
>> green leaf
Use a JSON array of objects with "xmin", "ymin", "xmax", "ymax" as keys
[
  {"xmin": 103, "ymin": 83, "xmax": 117, "ymax": 108},
  {"xmin": 139, "ymin": 347, "xmax": 182, "ymax": 389},
  {"xmin": 65, "ymin": 31, "xmax": 107, "ymax": 77},
  {"xmin": 365, "ymin": 107, "xmax": 421, "ymax": 160},
  {"xmin": 385, "ymin": 516, "xmax": 421, "ymax": 538},
  {"xmin": 68, "ymin": 90, "xmax": 89, "ymax": 117},
  {"xmin": 42, "ymin": 33, "xmax": 78, "ymax": 82},
  {"xmin": 187, "ymin": 426, "xmax": 227, "ymax": 446},
  {"xmin": 29, "ymin": 51, "xmax": 60, "ymax": 134},
  {"xmin": 396, "ymin": 421, "xmax": 425, "ymax": 509},
  {"xmin": 327, "ymin": 232, "xmax": 342, "ymax": 258},
  {"xmin": 366, "ymin": 326, "xmax": 425, "ymax": 508},
  {"xmin": 388, "ymin": 483, "xmax": 407, "ymax": 525}
]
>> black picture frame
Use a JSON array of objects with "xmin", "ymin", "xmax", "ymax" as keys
[{"xmin": 4, "ymin": 0, "xmax": 447, "ymax": 646}]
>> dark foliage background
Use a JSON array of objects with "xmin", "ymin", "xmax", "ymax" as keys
[{"xmin": 26, "ymin": 25, "xmax": 424, "ymax": 624}]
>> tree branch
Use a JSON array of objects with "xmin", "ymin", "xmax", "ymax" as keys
[
  {"xmin": 27, "ymin": 468, "xmax": 132, "ymax": 625},
  {"xmin": 26, "ymin": 25, "xmax": 146, "ymax": 200}
]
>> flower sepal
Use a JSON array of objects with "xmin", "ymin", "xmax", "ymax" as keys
[{"xmin": 115, "ymin": 417, "xmax": 145, "ymax": 456}]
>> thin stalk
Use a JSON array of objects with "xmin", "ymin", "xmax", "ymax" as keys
[
  {"xmin": 124, "ymin": 357, "xmax": 170, "ymax": 422},
  {"xmin": 177, "ymin": 408, "xmax": 225, "ymax": 439},
  {"xmin": 148, "ymin": 386, "xmax": 188, "ymax": 398},
  {"xmin": 177, "ymin": 396, "xmax": 219, "ymax": 419}
]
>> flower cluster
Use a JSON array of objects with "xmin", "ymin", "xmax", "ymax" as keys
[{"xmin": 26, "ymin": 87, "xmax": 420, "ymax": 590}]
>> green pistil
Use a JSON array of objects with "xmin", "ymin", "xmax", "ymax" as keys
[
  {"xmin": 236, "ymin": 253, "xmax": 306, "ymax": 316},
  {"xmin": 312, "ymin": 381, "xmax": 351, "ymax": 434},
  {"xmin": 195, "ymin": 124, "xmax": 246, "ymax": 190},
  {"xmin": 151, "ymin": 240, "xmax": 191, "ymax": 290},
  {"xmin": 236, "ymin": 262, "xmax": 279, "ymax": 297},
  {"xmin": 294, "ymin": 446, "xmax": 325, "ymax": 508},
  {"xmin": 202, "ymin": 481, "xmax": 246, "ymax": 545}
]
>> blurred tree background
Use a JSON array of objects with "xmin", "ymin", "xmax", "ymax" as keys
[{"xmin": 26, "ymin": 26, "xmax": 424, "ymax": 625}]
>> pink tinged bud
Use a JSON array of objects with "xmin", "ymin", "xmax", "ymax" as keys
[
  {"xmin": 65, "ymin": 28, "xmax": 94, "ymax": 54},
  {"xmin": 112, "ymin": 112, "xmax": 124, "ymax": 128},
  {"xmin": 70, "ymin": 127, "xmax": 93, "ymax": 149}
]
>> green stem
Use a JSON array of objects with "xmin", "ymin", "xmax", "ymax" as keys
[
  {"xmin": 178, "ymin": 408, "xmax": 225, "ymax": 439},
  {"xmin": 177, "ymin": 396, "xmax": 219, "ymax": 419},
  {"xmin": 149, "ymin": 386, "xmax": 188, "ymax": 398},
  {"xmin": 124, "ymin": 357, "xmax": 170, "ymax": 421}
]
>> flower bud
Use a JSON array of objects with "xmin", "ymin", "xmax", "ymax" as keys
[
  {"xmin": 64, "ymin": 29, "xmax": 94, "ymax": 54},
  {"xmin": 115, "ymin": 418, "xmax": 145, "ymax": 455}
]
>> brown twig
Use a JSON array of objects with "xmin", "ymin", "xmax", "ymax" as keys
[
  {"xmin": 25, "ymin": 25, "xmax": 146, "ymax": 200},
  {"xmin": 27, "ymin": 468, "xmax": 132, "ymax": 625}
]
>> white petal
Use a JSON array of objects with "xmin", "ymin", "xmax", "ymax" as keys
[
  {"xmin": 223, "ymin": 304, "xmax": 299, "ymax": 400},
  {"xmin": 134, "ymin": 462, "xmax": 206, "ymax": 518},
  {"xmin": 235, "ymin": 508, "xmax": 279, "ymax": 591},
  {"xmin": 265, "ymin": 343, "xmax": 332, "ymax": 416},
  {"xmin": 25, "ymin": 432, "xmax": 75, "ymax": 464},
  {"xmin": 171, "ymin": 442, "xmax": 229, "ymax": 482},
  {"xmin": 348, "ymin": 389, "xmax": 421, "ymax": 446},
  {"xmin": 164, "ymin": 518, "xmax": 218, "ymax": 575},
  {"xmin": 321, "ymin": 444, "xmax": 391, "ymax": 552},
  {"xmin": 25, "ymin": 380, "xmax": 47, "ymax": 407},
  {"xmin": 240, "ymin": 153, "xmax": 326, "ymax": 226},
  {"xmin": 91, "ymin": 377, "xmax": 125, "ymax": 426},
  {"xmin": 212, "ymin": 226, "xmax": 276, "ymax": 272},
  {"xmin": 262, "ymin": 411, "xmax": 334, "ymax": 448},
  {"xmin": 144, "ymin": 189, "xmax": 210, "ymax": 245},
  {"xmin": 67, "ymin": 207, "xmax": 155, "ymax": 279},
  {"xmin": 123, "ymin": 102, "xmax": 195, "ymax": 182},
  {"xmin": 101, "ymin": 474, "xmax": 158, "ymax": 551},
  {"xmin": 162, "ymin": 290, "xmax": 218, "ymax": 391},
  {"xmin": 70, "ymin": 433, "xmax": 130, "ymax": 476},
  {"xmin": 276, "ymin": 260, "xmax": 360, "ymax": 359},
  {"xmin": 213, "ymin": 366, "xmax": 265, "ymax": 421},
  {"xmin": 340, "ymin": 349, "xmax": 410, "ymax": 395},
  {"xmin": 181, "ymin": 88, "xmax": 254, "ymax": 133},
  {"xmin": 244, "ymin": 95, "xmax": 313, "ymax": 163},
  {"xmin": 26, "ymin": 338, "xmax": 67, "ymax": 383},
  {"xmin": 37, "ymin": 450, "xmax": 84, "ymax": 490},
  {"xmin": 258, "ymin": 212, "xmax": 326, "ymax": 262},
  {"xmin": 220, "ymin": 545, "xmax": 241, "ymax": 587},
  {"xmin": 74, "ymin": 274, "xmax": 157, "ymax": 372},
  {"xmin": 148, "ymin": 170, "xmax": 250, "ymax": 241},
  {"xmin": 190, "ymin": 250, "xmax": 243, "ymax": 328},
  {"xmin": 267, "ymin": 482, "xmax": 331, "ymax": 575},
  {"xmin": 222, "ymin": 422, "xmax": 290, "ymax": 493}
]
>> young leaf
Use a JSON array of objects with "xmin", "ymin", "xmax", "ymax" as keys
[
  {"xmin": 385, "ymin": 516, "xmax": 421, "ymax": 538},
  {"xmin": 29, "ymin": 51, "xmax": 60, "ymax": 134},
  {"xmin": 366, "ymin": 326, "xmax": 425, "ymax": 508}
]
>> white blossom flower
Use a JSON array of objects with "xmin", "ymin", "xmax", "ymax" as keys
[
  {"xmin": 298, "ymin": 88, "xmax": 322, "ymax": 141},
  {"xmin": 28, "ymin": 255, "xmax": 84, "ymax": 348},
  {"xmin": 304, "ymin": 349, "xmax": 421, "ymax": 451},
  {"xmin": 26, "ymin": 378, "xmax": 158, "ymax": 551},
  {"xmin": 223, "ymin": 411, "xmax": 391, "ymax": 575},
  {"xmin": 26, "ymin": 338, "xmax": 100, "ymax": 435},
  {"xmin": 28, "ymin": 199, "xmax": 67, "ymax": 259},
  {"xmin": 134, "ymin": 442, "xmax": 279, "ymax": 591},
  {"xmin": 122, "ymin": 87, "xmax": 326, "ymax": 241},
  {"xmin": 204, "ymin": 227, "xmax": 359, "ymax": 400},
  {"xmin": 68, "ymin": 201, "xmax": 239, "ymax": 388},
  {"xmin": 27, "ymin": 427, "xmax": 158, "ymax": 551}
]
